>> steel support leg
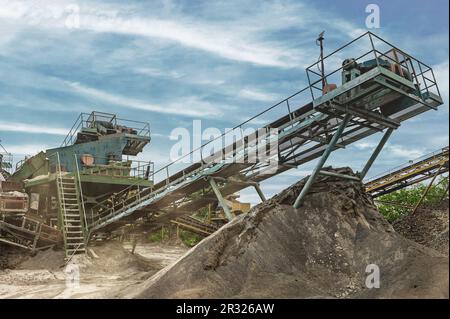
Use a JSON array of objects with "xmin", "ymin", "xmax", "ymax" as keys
[
  {"xmin": 254, "ymin": 183, "xmax": 267, "ymax": 202},
  {"xmin": 412, "ymin": 163, "xmax": 446, "ymax": 214},
  {"xmin": 360, "ymin": 128, "xmax": 394, "ymax": 180},
  {"xmin": 318, "ymin": 170, "xmax": 361, "ymax": 181},
  {"xmin": 208, "ymin": 177, "xmax": 233, "ymax": 221},
  {"xmin": 293, "ymin": 114, "xmax": 352, "ymax": 209}
]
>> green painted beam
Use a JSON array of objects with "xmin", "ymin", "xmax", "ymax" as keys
[
  {"xmin": 24, "ymin": 173, "xmax": 152, "ymax": 188},
  {"xmin": 79, "ymin": 174, "xmax": 153, "ymax": 187}
]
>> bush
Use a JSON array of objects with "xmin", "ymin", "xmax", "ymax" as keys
[
  {"xmin": 179, "ymin": 230, "xmax": 202, "ymax": 247},
  {"xmin": 376, "ymin": 176, "xmax": 448, "ymax": 222},
  {"xmin": 148, "ymin": 227, "xmax": 170, "ymax": 242}
]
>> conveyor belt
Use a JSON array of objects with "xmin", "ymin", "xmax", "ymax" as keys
[
  {"xmin": 365, "ymin": 146, "xmax": 449, "ymax": 197},
  {"xmin": 86, "ymin": 32, "xmax": 444, "ymax": 236}
]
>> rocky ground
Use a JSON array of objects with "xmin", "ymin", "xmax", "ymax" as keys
[{"xmin": 393, "ymin": 200, "xmax": 449, "ymax": 255}]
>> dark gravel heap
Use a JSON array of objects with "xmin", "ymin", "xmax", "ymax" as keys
[{"xmin": 393, "ymin": 200, "xmax": 449, "ymax": 255}]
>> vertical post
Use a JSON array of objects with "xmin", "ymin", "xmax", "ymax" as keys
[
  {"xmin": 208, "ymin": 177, "xmax": 233, "ymax": 221},
  {"xmin": 368, "ymin": 32, "xmax": 380, "ymax": 68},
  {"xmin": 293, "ymin": 114, "xmax": 351, "ymax": 209},
  {"xmin": 254, "ymin": 183, "xmax": 267, "ymax": 202},
  {"xmin": 317, "ymin": 31, "xmax": 326, "ymax": 91},
  {"xmin": 360, "ymin": 128, "xmax": 394, "ymax": 180}
]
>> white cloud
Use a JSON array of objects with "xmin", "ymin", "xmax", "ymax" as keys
[
  {"xmin": 0, "ymin": 0, "xmax": 302, "ymax": 68},
  {"xmin": 354, "ymin": 141, "xmax": 376, "ymax": 150},
  {"xmin": 134, "ymin": 67, "xmax": 184, "ymax": 80},
  {"xmin": 238, "ymin": 89, "xmax": 279, "ymax": 102},
  {"xmin": 385, "ymin": 144, "xmax": 425, "ymax": 160},
  {"xmin": 433, "ymin": 60, "xmax": 449, "ymax": 103},
  {"xmin": 0, "ymin": 122, "xmax": 67, "ymax": 135},
  {"xmin": 65, "ymin": 81, "xmax": 230, "ymax": 118}
]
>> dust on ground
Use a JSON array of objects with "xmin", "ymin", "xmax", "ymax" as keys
[
  {"xmin": 125, "ymin": 167, "xmax": 448, "ymax": 299},
  {"xmin": 0, "ymin": 242, "xmax": 187, "ymax": 299}
]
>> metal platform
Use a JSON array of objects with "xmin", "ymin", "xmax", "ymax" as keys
[
  {"xmin": 0, "ymin": 215, "xmax": 62, "ymax": 251},
  {"xmin": 365, "ymin": 146, "xmax": 449, "ymax": 197},
  {"xmin": 80, "ymin": 32, "xmax": 443, "ymax": 237}
]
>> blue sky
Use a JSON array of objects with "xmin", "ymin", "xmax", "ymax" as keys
[{"xmin": 0, "ymin": 0, "xmax": 448, "ymax": 203}]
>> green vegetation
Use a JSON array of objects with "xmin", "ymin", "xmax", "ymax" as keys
[
  {"xmin": 376, "ymin": 176, "xmax": 448, "ymax": 222},
  {"xmin": 147, "ymin": 225, "xmax": 203, "ymax": 247},
  {"xmin": 178, "ymin": 230, "xmax": 202, "ymax": 247},
  {"xmin": 148, "ymin": 226, "xmax": 170, "ymax": 242}
]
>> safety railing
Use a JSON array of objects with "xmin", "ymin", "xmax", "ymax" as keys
[
  {"xmin": 75, "ymin": 154, "xmax": 154, "ymax": 181},
  {"xmin": 305, "ymin": 32, "xmax": 440, "ymax": 101},
  {"xmin": 61, "ymin": 111, "xmax": 151, "ymax": 147}
]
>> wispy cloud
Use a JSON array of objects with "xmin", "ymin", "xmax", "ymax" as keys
[
  {"xmin": 433, "ymin": 60, "xmax": 449, "ymax": 104},
  {"xmin": 355, "ymin": 141, "xmax": 426, "ymax": 160},
  {"xmin": 238, "ymin": 89, "xmax": 279, "ymax": 102},
  {"xmin": 0, "ymin": 122, "xmax": 67, "ymax": 135},
  {"xmin": 386, "ymin": 144, "xmax": 425, "ymax": 160},
  {"xmin": 65, "ymin": 81, "xmax": 230, "ymax": 118},
  {"xmin": 133, "ymin": 67, "xmax": 184, "ymax": 80},
  {"xmin": 0, "ymin": 0, "xmax": 303, "ymax": 68}
]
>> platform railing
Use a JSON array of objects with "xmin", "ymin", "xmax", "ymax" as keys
[
  {"xmin": 305, "ymin": 31, "xmax": 440, "ymax": 101},
  {"xmin": 75, "ymin": 154, "xmax": 154, "ymax": 181},
  {"xmin": 61, "ymin": 111, "xmax": 151, "ymax": 147}
]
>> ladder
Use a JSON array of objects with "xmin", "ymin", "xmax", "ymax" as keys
[{"xmin": 55, "ymin": 155, "xmax": 86, "ymax": 258}]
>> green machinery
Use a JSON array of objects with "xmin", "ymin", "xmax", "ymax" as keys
[{"xmin": 3, "ymin": 112, "xmax": 153, "ymax": 257}]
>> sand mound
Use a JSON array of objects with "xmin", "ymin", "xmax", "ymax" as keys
[
  {"xmin": 130, "ymin": 168, "xmax": 448, "ymax": 299},
  {"xmin": 17, "ymin": 249, "xmax": 65, "ymax": 271},
  {"xmin": 69, "ymin": 242, "xmax": 160, "ymax": 277}
]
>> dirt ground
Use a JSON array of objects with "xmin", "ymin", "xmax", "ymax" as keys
[{"xmin": 0, "ymin": 242, "xmax": 187, "ymax": 299}]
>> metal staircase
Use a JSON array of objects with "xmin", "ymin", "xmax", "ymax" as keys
[{"xmin": 55, "ymin": 155, "xmax": 86, "ymax": 258}]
